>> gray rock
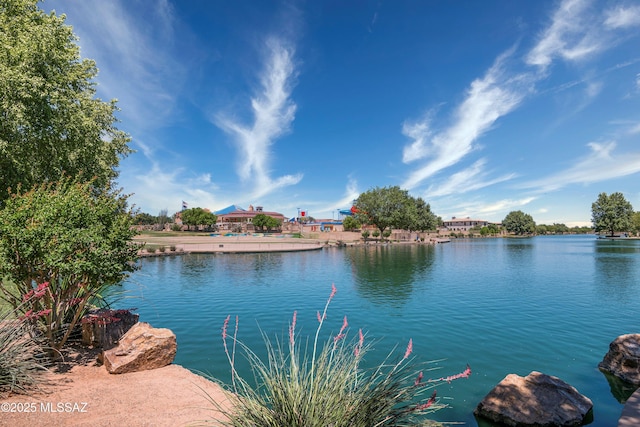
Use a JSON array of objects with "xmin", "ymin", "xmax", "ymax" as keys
[
  {"xmin": 103, "ymin": 322, "xmax": 177, "ymax": 374},
  {"xmin": 598, "ymin": 333, "xmax": 640, "ymax": 386},
  {"xmin": 474, "ymin": 371, "xmax": 593, "ymax": 427}
]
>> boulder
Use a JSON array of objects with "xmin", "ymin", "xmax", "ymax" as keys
[
  {"xmin": 81, "ymin": 308, "xmax": 139, "ymax": 350},
  {"xmin": 103, "ymin": 322, "xmax": 177, "ymax": 374},
  {"xmin": 598, "ymin": 333, "xmax": 640, "ymax": 386},
  {"xmin": 474, "ymin": 371, "xmax": 593, "ymax": 427}
]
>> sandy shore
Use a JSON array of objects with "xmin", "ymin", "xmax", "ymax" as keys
[{"xmin": 1, "ymin": 360, "xmax": 231, "ymax": 427}]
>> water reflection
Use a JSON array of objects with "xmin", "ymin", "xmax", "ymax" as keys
[
  {"xmin": 345, "ymin": 244, "xmax": 434, "ymax": 307},
  {"xmin": 503, "ymin": 237, "xmax": 535, "ymax": 266},
  {"xmin": 593, "ymin": 240, "xmax": 640, "ymax": 301},
  {"xmin": 600, "ymin": 370, "xmax": 639, "ymax": 403}
]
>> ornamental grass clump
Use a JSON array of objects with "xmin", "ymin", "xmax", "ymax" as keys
[
  {"xmin": 0, "ymin": 307, "xmax": 47, "ymax": 396},
  {"xmin": 211, "ymin": 284, "xmax": 470, "ymax": 427}
]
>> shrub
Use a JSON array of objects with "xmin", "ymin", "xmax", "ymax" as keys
[
  {"xmin": 0, "ymin": 307, "xmax": 47, "ymax": 396},
  {"xmin": 146, "ymin": 247, "xmax": 157, "ymax": 254},
  {"xmin": 0, "ymin": 178, "xmax": 139, "ymax": 356},
  {"xmin": 158, "ymin": 246, "xmax": 166, "ymax": 253},
  {"xmin": 169, "ymin": 245, "xmax": 177, "ymax": 252},
  {"xmin": 211, "ymin": 285, "xmax": 470, "ymax": 426}
]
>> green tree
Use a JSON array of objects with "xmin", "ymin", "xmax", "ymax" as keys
[
  {"xmin": 503, "ymin": 210, "xmax": 536, "ymax": 235},
  {"xmin": 487, "ymin": 223, "xmax": 501, "ymax": 235},
  {"xmin": 553, "ymin": 223, "xmax": 569, "ymax": 234},
  {"xmin": 591, "ymin": 192, "xmax": 634, "ymax": 237},
  {"xmin": 133, "ymin": 212, "xmax": 157, "ymax": 225},
  {"xmin": 355, "ymin": 186, "xmax": 408, "ymax": 235},
  {"xmin": 0, "ymin": 0, "xmax": 131, "ymax": 203},
  {"xmin": 181, "ymin": 207, "xmax": 217, "ymax": 231},
  {"xmin": 0, "ymin": 179, "xmax": 139, "ymax": 353},
  {"xmin": 406, "ymin": 197, "xmax": 438, "ymax": 233},
  {"xmin": 632, "ymin": 212, "xmax": 640, "ymax": 236},
  {"xmin": 253, "ymin": 213, "xmax": 281, "ymax": 232},
  {"xmin": 342, "ymin": 215, "xmax": 361, "ymax": 231},
  {"xmin": 354, "ymin": 186, "xmax": 414, "ymax": 236}
]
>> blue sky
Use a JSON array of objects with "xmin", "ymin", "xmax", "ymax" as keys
[{"xmin": 48, "ymin": 0, "xmax": 640, "ymax": 225}]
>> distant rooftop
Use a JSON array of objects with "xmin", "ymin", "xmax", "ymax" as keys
[{"xmin": 215, "ymin": 205, "xmax": 246, "ymax": 215}]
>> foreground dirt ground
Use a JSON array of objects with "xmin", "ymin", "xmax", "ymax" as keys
[{"xmin": 1, "ymin": 359, "xmax": 230, "ymax": 427}]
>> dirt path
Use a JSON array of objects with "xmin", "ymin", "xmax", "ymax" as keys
[{"xmin": 1, "ymin": 360, "xmax": 231, "ymax": 427}]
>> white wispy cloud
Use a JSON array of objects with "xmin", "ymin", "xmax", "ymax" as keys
[
  {"xmin": 122, "ymin": 164, "xmax": 222, "ymax": 214},
  {"xmin": 401, "ymin": 49, "xmax": 529, "ymax": 190},
  {"xmin": 604, "ymin": 5, "xmax": 640, "ymax": 29},
  {"xmin": 403, "ymin": 0, "xmax": 638, "ymax": 198},
  {"xmin": 519, "ymin": 141, "xmax": 640, "ymax": 192},
  {"xmin": 525, "ymin": 0, "xmax": 602, "ymax": 70},
  {"xmin": 215, "ymin": 37, "xmax": 303, "ymax": 199},
  {"xmin": 51, "ymin": 0, "xmax": 184, "ymax": 136},
  {"xmin": 425, "ymin": 159, "xmax": 516, "ymax": 198},
  {"xmin": 475, "ymin": 197, "xmax": 537, "ymax": 216},
  {"xmin": 329, "ymin": 176, "xmax": 360, "ymax": 212}
]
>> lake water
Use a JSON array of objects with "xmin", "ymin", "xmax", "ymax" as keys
[{"xmin": 121, "ymin": 235, "xmax": 640, "ymax": 426}]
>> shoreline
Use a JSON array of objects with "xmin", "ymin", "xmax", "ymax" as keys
[{"xmin": 133, "ymin": 232, "xmax": 451, "ymax": 256}]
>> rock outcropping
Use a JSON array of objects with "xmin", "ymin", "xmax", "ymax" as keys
[
  {"xmin": 81, "ymin": 308, "xmax": 139, "ymax": 350},
  {"xmin": 599, "ymin": 333, "xmax": 640, "ymax": 386},
  {"xmin": 474, "ymin": 371, "xmax": 593, "ymax": 426},
  {"xmin": 103, "ymin": 322, "xmax": 177, "ymax": 374}
]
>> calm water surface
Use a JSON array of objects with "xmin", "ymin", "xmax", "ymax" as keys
[{"xmin": 122, "ymin": 235, "xmax": 640, "ymax": 426}]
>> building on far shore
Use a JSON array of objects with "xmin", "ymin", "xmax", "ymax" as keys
[
  {"xmin": 215, "ymin": 205, "xmax": 286, "ymax": 231},
  {"xmin": 442, "ymin": 217, "xmax": 489, "ymax": 232}
]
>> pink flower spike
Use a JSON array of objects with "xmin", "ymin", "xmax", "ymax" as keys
[
  {"xmin": 330, "ymin": 283, "xmax": 337, "ymax": 297},
  {"xmin": 222, "ymin": 315, "xmax": 230, "ymax": 339},
  {"xmin": 403, "ymin": 338, "xmax": 413, "ymax": 359},
  {"xmin": 358, "ymin": 329, "xmax": 364, "ymax": 346},
  {"xmin": 414, "ymin": 371, "xmax": 424, "ymax": 386},
  {"xmin": 339, "ymin": 316, "xmax": 348, "ymax": 334},
  {"xmin": 415, "ymin": 390, "xmax": 437, "ymax": 411}
]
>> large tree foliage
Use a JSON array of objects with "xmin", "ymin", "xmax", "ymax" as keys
[
  {"xmin": 0, "ymin": 0, "xmax": 131, "ymax": 203},
  {"xmin": 632, "ymin": 212, "xmax": 640, "ymax": 236},
  {"xmin": 502, "ymin": 210, "xmax": 536, "ymax": 235},
  {"xmin": 591, "ymin": 192, "xmax": 634, "ymax": 237},
  {"xmin": 342, "ymin": 215, "xmax": 361, "ymax": 231},
  {"xmin": 252, "ymin": 213, "xmax": 281, "ymax": 232},
  {"xmin": 0, "ymin": 179, "xmax": 139, "ymax": 352},
  {"xmin": 406, "ymin": 196, "xmax": 438, "ymax": 232},
  {"xmin": 354, "ymin": 186, "xmax": 437, "ymax": 235},
  {"xmin": 181, "ymin": 207, "xmax": 217, "ymax": 230}
]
